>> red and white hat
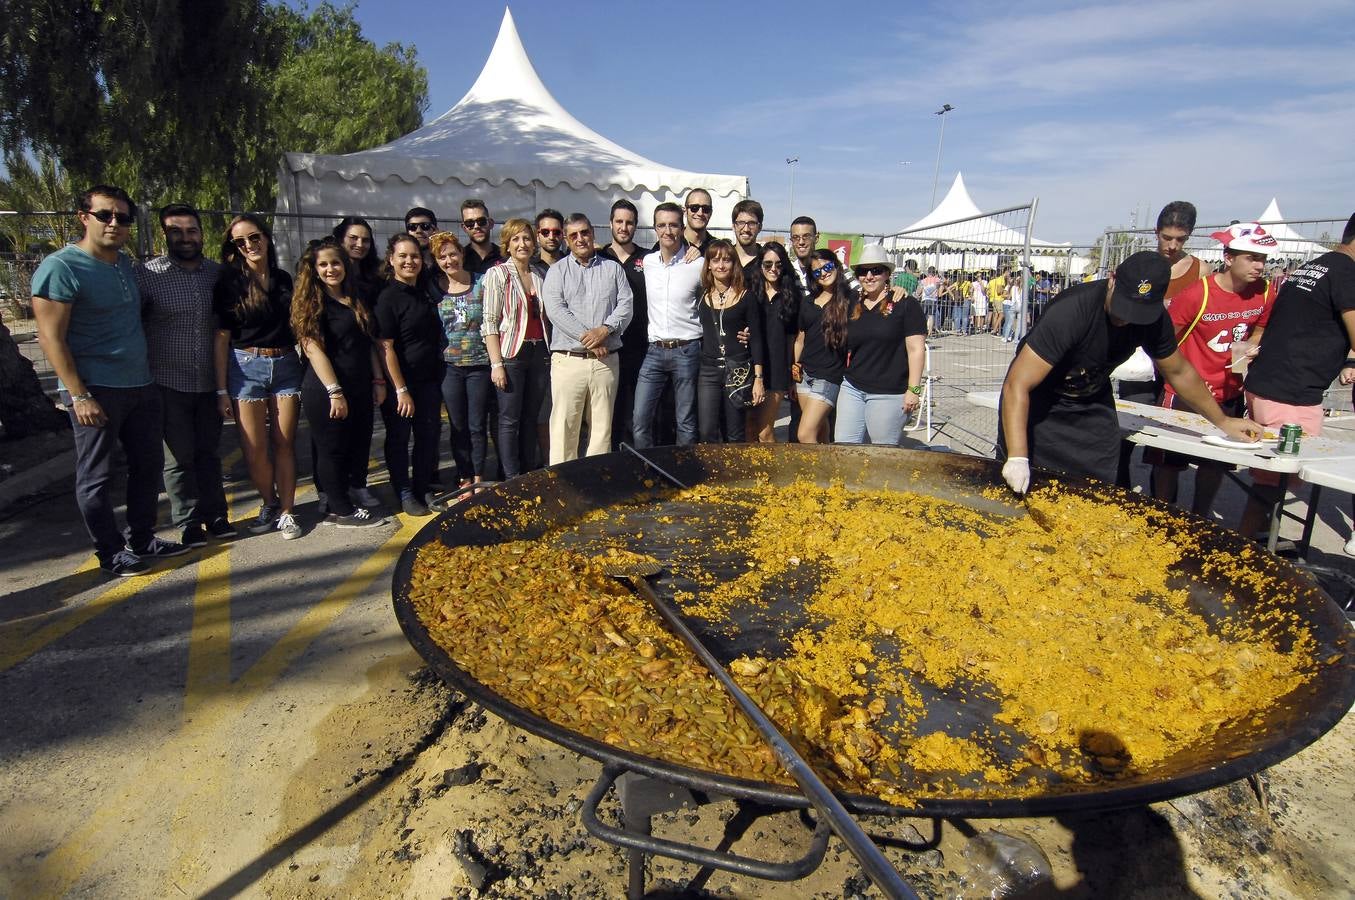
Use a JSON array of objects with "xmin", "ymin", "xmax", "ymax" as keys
[{"xmin": 1211, "ymin": 222, "xmax": 1278, "ymax": 255}]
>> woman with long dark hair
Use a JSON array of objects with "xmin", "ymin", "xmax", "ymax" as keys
[
  {"xmin": 291, "ymin": 238, "xmax": 389, "ymax": 528},
  {"xmin": 332, "ymin": 216, "xmax": 380, "ymax": 300},
  {"xmin": 375, "ymin": 233, "xmax": 446, "ymax": 516},
  {"xmin": 790, "ymin": 249, "xmax": 849, "ymax": 444},
  {"xmin": 480, "ymin": 218, "xmax": 549, "ymax": 478},
  {"xmin": 212, "ymin": 214, "xmax": 302, "ymax": 538},
  {"xmin": 834, "ymin": 246, "xmax": 926, "ymax": 445},
  {"xmin": 432, "ymin": 230, "xmax": 491, "ymax": 488},
  {"xmin": 696, "ymin": 240, "xmax": 764, "ymax": 442},
  {"xmin": 748, "ymin": 241, "xmax": 800, "ymax": 442}
]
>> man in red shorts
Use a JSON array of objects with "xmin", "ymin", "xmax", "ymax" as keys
[
  {"xmin": 1241, "ymin": 213, "xmax": 1355, "ymax": 540},
  {"xmin": 1152, "ymin": 222, "xmax": 1277, "ymax": 515}
]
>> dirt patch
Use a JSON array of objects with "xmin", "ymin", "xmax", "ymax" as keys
[{"xmin": 256, "ymin": 660, "xmax": 1351, "ymax": 899}]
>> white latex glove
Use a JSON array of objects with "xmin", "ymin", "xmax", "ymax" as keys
[{"xmin": 1002, "ymin": 456, "xmax": 1031, "ymax": 495}]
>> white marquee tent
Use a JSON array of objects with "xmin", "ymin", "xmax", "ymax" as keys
[
  {"xmin": 274, "ymin": 8, "xmax": 747, "ymax": 264},
  {"xmin": 884, "ymin": 173, "xmax": 1080, "ymax": 273},
  {"xmin": 1255, "ymin": 198, "xmax": 1332, "ymax": 261}
]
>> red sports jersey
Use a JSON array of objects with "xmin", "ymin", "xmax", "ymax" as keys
[{"xmin": 1162, "ymin": 276, "xmax": 1274, "ymax": 405}]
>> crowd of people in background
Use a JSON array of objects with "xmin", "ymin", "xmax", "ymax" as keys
[{"xmin": 29, "ymin": 182, "xmax": 1355, "ymax": 575}]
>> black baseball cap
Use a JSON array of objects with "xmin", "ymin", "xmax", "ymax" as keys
[{"xmin": 1110, "ymin": 251, "xmax": 1171, "ymax": 325}]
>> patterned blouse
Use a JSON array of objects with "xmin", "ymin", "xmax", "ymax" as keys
[{"xmin": 439, "ymin": 276, "xmax": 490, "ymax": 366}]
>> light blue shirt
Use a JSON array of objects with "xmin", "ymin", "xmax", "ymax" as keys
[
  {"xmin": 31, "ymin": 244, "xmax": 151, "ymax": 389},
  {"xmin": 541, "ymin": 253, "xmax": 633, "ymax": 353}
]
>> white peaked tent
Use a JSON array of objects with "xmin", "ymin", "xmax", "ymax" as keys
[
  {"xmin": 885, "ymin": 173, "xmax": 1079, "ymax": 273},
  {"xmin": 1255, "ymin": 198, "xmax": 1331, "ymax": 261},
  {"xmin": 274, "ymin": 7, "xmax": 747, "ymax": 264}
]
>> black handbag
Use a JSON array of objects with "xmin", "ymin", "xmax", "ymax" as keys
[{"xmin": 718, "ymin": 302, "xmax": 757, "ymax": 408}]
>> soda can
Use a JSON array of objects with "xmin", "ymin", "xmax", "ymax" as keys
[{"xmin": 1277, "ymin": 423, "xmax": 1302, "ymax": 454}]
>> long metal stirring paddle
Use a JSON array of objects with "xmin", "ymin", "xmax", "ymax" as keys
[{"xmin": 604, "ymin": 444, "xmax": 919, "ymax": 899}]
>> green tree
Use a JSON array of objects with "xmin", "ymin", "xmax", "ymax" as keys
[{"xmin": 0, "ymin": 1, "xmax": 426, "ymax": 212}]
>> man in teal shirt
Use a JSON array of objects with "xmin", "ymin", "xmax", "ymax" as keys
[{"xmin": 32, "ymin": 185, "xmax": 188, "ymax": 576}]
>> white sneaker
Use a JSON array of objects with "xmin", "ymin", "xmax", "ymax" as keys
[
  {"xmin": 349, "ymin": 486, "xmax": 381, "ymax": 509},
  {"xmin": 1344, "ymin": 534, "xmax": 1355, "ymax": 556},
  {"xmin": 277, "ymin": 512, "xmax": 302, "ymax": 540}
]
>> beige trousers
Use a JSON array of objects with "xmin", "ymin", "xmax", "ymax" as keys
[{"xmin": 548, "ymin": 352, "xmax": 618, "ymax": 464}]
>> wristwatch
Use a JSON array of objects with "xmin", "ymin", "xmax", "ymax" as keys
[{"xmin": 908, "ymin": 385, "xmax": 923, "ymax": 395}]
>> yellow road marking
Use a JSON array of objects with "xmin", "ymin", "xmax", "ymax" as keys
[
  {"xmin": 183, "ymin": 547, "xmax": 232, "ymax": 719},
  {"xmin": 35, "ymin": 518, "xmax": 420, "ymax": 895}
]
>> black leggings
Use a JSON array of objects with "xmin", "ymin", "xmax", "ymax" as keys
[
  {"xmin": 495, "ymin": 341, "xmax": 550, "ymax": 478},
  {"xmin": 302, "ymin": 372, "xmax": 374, "ymax": 517},
  {"xmin": 697, "ymin": 358, "xmax": 746, "ymax": 443},
  {"xmin": 381, "ymin": 376, "xmax": 443, "ymax": 497}
]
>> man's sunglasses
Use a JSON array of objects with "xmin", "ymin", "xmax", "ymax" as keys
[
  {"xmin": 232, "ymin": 232, "xmax": 266, "ymax": 249},
  {"xmin": 811, "ymin": 262, "xmax": 837, "ymax": 278},
  {"xmin": 406, "ymin": 221, "xmax": 437, "ymax": 232},
  {"xmin": 462, "ymin": 217, "xmax": 489, "ymax": 229},
  {"xmin": 857, "ymin": 266, "xmax": 889, "ymax": 277},
  {"xmin": 686, "ymin": 204, "xmax": 712, "ymax": 214},
  {"xmin": 86, "ymin": 209, "xmax": 135, "ymax": 226},
  {"xmin": 538, "ymin": 228, "xmax": 562, "ymax": 238},
  {"xmin": 567, "ymin": 228, "xmax": 593, "ymax": 240}
]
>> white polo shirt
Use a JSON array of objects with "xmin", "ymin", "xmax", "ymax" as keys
[{"xmin": 642, "ymin": 247, "xmax": 703, "ymax": 342}]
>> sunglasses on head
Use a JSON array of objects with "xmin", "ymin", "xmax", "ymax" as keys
[
  {"xmin": 538, "ymin": 228, "xmax": 562, "ymax": 238},
  {"xmin": 811, "ymin": 262, "xmax": 837, "ymax": 278},
  {"xmin": 857, "ymin": 265, "xmax": 889, "ymax": 277},
  {"xmin": 686, "ymin": 204, "xmax": 712, "ymax": 214},
  {"xmin": 86, "ymin": 209, "xmax": 135, "ymax": 226},
  {"xmin": 406, "ymin": 221, "xmax": 436, "ymax": 232},
  {"xmin": 232, "ymin": 232, "xmax": 266, "ymax": 249},
  {"xmin": 462, "ymin": 217, "xmax": 489, "ymax": 230}
]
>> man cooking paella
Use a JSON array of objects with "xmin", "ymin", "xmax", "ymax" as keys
[{"xmin": 997, "ymin": 251, "xmax": 1261, "ymax": 492}]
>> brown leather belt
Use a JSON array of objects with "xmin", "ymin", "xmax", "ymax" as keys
[
  {"xmin": 553, "ymin": 349, "xmax": 606, "ymax": 359},
  {"xmin": 238, "ymin": 346, "xmax": 292, "ymax": 358},
  {"xmin": 652, "ymin": 338, "xmax": 698, "ymax": 349}
]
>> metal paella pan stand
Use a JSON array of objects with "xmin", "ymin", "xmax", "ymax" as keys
[{"xmin": 392, "ymin": 445, "xmax": 1355, "ymax": 897}]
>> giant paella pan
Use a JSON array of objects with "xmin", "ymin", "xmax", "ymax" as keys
[{"xmin": 392, "ymin": 444, "xmax": 1353, "ymax": 819}]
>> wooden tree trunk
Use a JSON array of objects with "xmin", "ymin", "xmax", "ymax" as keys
[{"xmin": 0, "ymin": 319, "xmax": 69, "ymax": 438}]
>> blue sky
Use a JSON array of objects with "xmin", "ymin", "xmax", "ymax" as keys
[{"xmin": 345, "ymin": 0, "xmax": 1354, "ymax": 245}]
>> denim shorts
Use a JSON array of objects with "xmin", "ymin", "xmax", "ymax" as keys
[
  {"xmin": 227, "ymin": 348, "xmax": 303, "ymax": 401},
  {"xmin": 800, "ymin": 373, "xmax": 841, "ymax": 409}
]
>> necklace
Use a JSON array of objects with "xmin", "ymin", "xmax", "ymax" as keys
[{"xmin": 713, "ymin": 286, "xmax": 731, "ymax": 307}]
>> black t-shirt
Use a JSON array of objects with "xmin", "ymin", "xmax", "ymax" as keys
[
  {"xmin": 212, "ymin": 268, "xmax": 295, "ymax": 349},
  {"xmin": 1246, "ymin": 251, "xmax": 1355, "ymax": 406},
  {"xmin": 374, "ymin": 280, "xmax": 447, "ymax": 384},
  {"xmin": 464, "ymin": 243, "xmax": 505, "ymax": 277},
  {"xmin": 312, "ymin": 295, "xmax": 378, "ymax": 384},
  {"xmin": 598, "ymin": 244, "xmax": 650, "ymax": 368},
  {"xmin": 844, "ymin": 292, "xmax": 927, "ymax": 394},
  {"xmin": 1024, "ymin": 279, "xmax": 1176, "ymax": 406},
  {"xmin": 752, "ymin": 284, "xmax": 799, "ymax": 393},
  {"xmin": 798, "ymin": 295, "xmax": 847, "ymax": 383},
  {"xmin": 697, "ymin": 292, "xmax": 765, "ymax": 367}
]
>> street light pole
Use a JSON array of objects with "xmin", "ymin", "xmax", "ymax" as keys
[
  {"xmin": 929, "ymin": 104, "xmax": 954, "ymax": 209},
  {"xmin": 786, "ymin": 156, "xmax": 799, "ymax": 224}
]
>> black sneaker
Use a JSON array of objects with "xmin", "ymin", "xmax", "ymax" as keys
[
  {"xmin": 326, "ymin": 508, "xmax": 389, "ymax": 528},
  {"xmin": 127, "ymin": 536, "xmax": 191, "ymax": 559},
  {"xmin": 101, "ymin": 549, "xmax": 151, "ymax": 577},
  {"xmin": 400, "ymin": 493, "xmax": 431, "ymax": 516},
  {"xmin": 207, "ymin": 517, "xmax": 238, "ymax": 539},
  {"xmin": 181, "ymin": 524, "xmax": 209, "ymax": 548}
]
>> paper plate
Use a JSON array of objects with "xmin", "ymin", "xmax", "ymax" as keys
[{"xmin": 1201, "ymin": 433, "xmax": 1266, "ymax": 450}]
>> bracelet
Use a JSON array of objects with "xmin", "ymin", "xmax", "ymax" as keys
[
  {"xmin": 216, "ymin": 388, "xmax": 228, "ymax": 396},
  {"xmin": 70, "ymin": 392, "xmax": 93, "ymax": 403},
  {"xmin": 327, "ymin": 388, "xmax": 344, "ymax": 398},
  {"xmin": 395, "ymin": 386, "xmax": 410, "ymax": 395},
  {"xmin": 324, "ymin": 382, "xmax": 340, "ymax": 393},
  {"xmin": 372, "ymin": 378, "xmax": 387, "ymax": 386},
  {"xmin": 491, "ymin": 362, "xmax": 505, "ymax": 369}
]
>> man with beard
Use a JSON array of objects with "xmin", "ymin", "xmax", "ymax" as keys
[
  {"xmin": 599, "ymin": 199, "xmax": 648, "ymax": 447},
  {"xmin": 460, "ymin": 198, "xmax": 503, "ymax": 276},
  {"xmin": 135, "ymin": 203, "xmax": 232, "ymax": 548},
  {"xmin": 530, "ymin": 208, "xmax": 566, "ymax": 280},
  {"xmin": 731, "ymin": 199, "xmax": 763, "ymax": 281}
]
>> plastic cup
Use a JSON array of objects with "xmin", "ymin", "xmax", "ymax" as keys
[{"xmin": 1231, "ymin": 340, "xmax": 1256, "ymax": 374}]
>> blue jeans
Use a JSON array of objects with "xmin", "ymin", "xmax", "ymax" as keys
[
  {"xmin": 632, "ymin": 341, "xmax": 700, "ymax": 448},
  {"xmin": 227, "ymin": 348, "xmax": 302, "ymax": 400},
  {"xmin": 952, "ymin": 300, "xmax": 971, "ymax": 334},
  {"xmin": 67, "ymin": 384, "xmax": 165, "ymax": 561},
  {"xmin": 832, "ymin": 379, "xmax": 905, "ymax": 445},
  {"xmin": 442, "ymin": 364, "xmax": 491, "ymax": 481},
  {"xmin": 1002, "ymin": 303, "xmax": 1023, "ymax": 341}
]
